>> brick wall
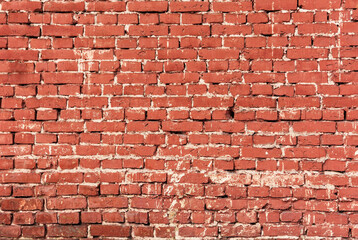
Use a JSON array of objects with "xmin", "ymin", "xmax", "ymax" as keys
[{"xmin": 0, "ymin": 0, "xmax": 358, "ymax": 238}]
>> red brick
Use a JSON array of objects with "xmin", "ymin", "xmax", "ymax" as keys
[
  {"xmin": 171, "ymin": 2, "xmax": 209, "ymax": 12},
  {"xmin": 47, "ymin": 197, "xmax": 86, "ymax": 210},
  {"xmin": 85, "ymin": 26, "xmax": 124, "ymax": 36},
  {"xmin": 133, "ymin": 226, "xmax": 154, "ymax": 237},
  {"xmin": 263, "ymin": 225, "xmax": 303, "ymax": 236},
  {"xmin": 212, "ymin": 2, "xmax": 253, "ymax": 12},
  {"xmin": 1, "ymin": 198, "xmax": 43, "ymax": 211},
  {"xmin": 2, "ymin": 1, "xmax": 42, "ymax": 11},
  {"xmin": 58, "ymin": 212, "xmax": 79, "ymax": 224},
  {"xmin": 43, "ymin": 25, "xmax": 82, "ymax": 36},
  {"xmin": 0, "ymin": 226, "xmax": 21, "ymax": 238},
  {"xmin": 87, "ymin": 2, "xmax": 125, "ymax": 11},
  {"xmin": 221, "ymin": 225, "xmax": 261, "ymax": 237},
  {"xmin": 171, "ymin": 25, "xmax": 210, "ymax": 36},
  {"xmin": 48, "ymin": 226, "xmax": 87, "ymax": 237},
  {"xmin": 179, "ymin": 226, "xmax": 218, "ymax": 237},
  {"xmin": 90, "ymin": 225, "xmax": 131, "ymax": 237},
  {"xmin": 299, "ymin": 0, "xmax": 341, "ymax": 9},
  {"xmin": 346, "ymin": 0, "xmax": 358, "ymax": 8},
  {"xmin": 128, "ymin": 2, "xmax": 168, "ymax": 12},
  {"xmin": 0, "ymin": 25, "xmax": 39, "ymax": 36},
  {"xmin": 307, "ymin": 225, "xmax": 349, "ymax": 237},
  {"xmin": 255, "ymin": 0, "xmax": 297, "ymax": 10},
  {"xmin": 22, "ymin": 226, "xmax": 45, "ymax": 238},
  {"xmin": 88, "ymin": 197, "xmax": 128, "ymax": 208}
]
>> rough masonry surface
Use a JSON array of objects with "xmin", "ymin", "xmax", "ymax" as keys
[{"xmin": 0, "ymin": 0, "xmax": 358, "ymax": 238}]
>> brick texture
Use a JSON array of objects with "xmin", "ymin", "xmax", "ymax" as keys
[{"xmin": 0, "ymin": 0, "xmax": 357, "ymax": 238}]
